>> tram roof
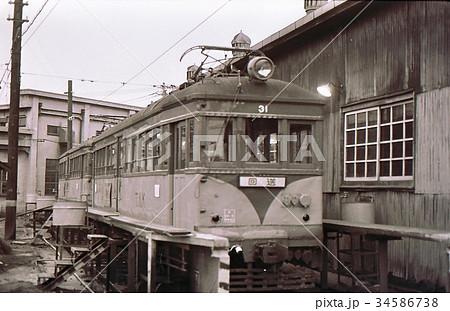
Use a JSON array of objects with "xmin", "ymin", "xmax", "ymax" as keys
[{"xmin": 153, "ymin": 76, "xmax": 325, "ymax": 109}]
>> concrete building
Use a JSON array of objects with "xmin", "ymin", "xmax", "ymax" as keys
[{"xmin": 0, "ymin": 89, "xmax": 141, "ymax": 214}]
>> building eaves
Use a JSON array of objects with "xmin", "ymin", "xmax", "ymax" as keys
[{"xmin": 252, "ymin": 0, "xmax": 358, "ymax": 52}]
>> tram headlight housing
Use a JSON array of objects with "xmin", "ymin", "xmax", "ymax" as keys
[{"xmin": 247, "ymin": 56, "xmax": 275, "ymax": 81}]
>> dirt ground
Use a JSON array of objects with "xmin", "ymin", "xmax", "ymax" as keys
[{"xmin": 0, "ymin": 214, "xmax": 90, "ymax": 293}]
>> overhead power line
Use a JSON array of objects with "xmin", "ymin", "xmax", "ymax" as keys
[
  {"xmin": 21, "ymin": 72, "xmax": 157, "ymax": 87},
  {"xmin": 76, "ymin": 0, "xmax": 231, "ymax": 104},
  {"xmin": 0, "ymin": 0, "xmax": 61, "ymax": 99}
]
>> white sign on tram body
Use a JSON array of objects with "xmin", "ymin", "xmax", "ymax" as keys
[{"xmin": 239, "ymin": 176, "xmax": 286, "ymax": 188}]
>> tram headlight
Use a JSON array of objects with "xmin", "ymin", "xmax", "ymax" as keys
[
  {"xmin": 299, "ymin": 193, "xmax": 312, "ymax": 208},
  {"xmin": 247, "ymin": 56, "xmax": 275, "ymax": 81}
]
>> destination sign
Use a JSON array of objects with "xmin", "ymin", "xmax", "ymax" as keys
[{"xmin": 239, "ymin": 176, "xmax": 286, "ymax": 188}]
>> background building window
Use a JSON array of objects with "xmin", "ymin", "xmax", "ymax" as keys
[
  {"xmin": 19, "ymin": 115, "xmax": 27, "ymax": 127},
  {"xmin": 344, "ymin": 102, "xmax": 413, "ymax": 181},
  {"xmin": 45, "ymin": 159, "xmax": 59, "ymax": 195},
  {"xmin": 0, "ymin": 169, "xmax": 7, "ymax": 195},
  {"xmin": 47, "ymin": 125, "xmax": 59, "ymax": 136}
]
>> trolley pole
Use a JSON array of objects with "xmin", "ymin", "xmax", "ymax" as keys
[{"xmin": 5, "ymin": 0, "xmax": 28, "ymax": 240}]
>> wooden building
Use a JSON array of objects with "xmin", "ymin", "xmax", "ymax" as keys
[{"xmin": 253, "ymin": 1, "xmax": 449, "ymax": 289}]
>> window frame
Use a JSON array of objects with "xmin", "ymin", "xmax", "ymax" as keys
[
  {"xmin": 0, "ymin": 169, "xmax": 7, "ymax": 196},
  {"xmin": 286, "ymin": 120, "xmax": 318, "ymax": 169},
  {"xmin": 47, "ymin": 124, "xmax": 60, "ymax": 136},
  {"xmin": 45, "ymin": 158, "xmax": 59, "ymax": 195},
  {"xmin": 342, "ymin": 92, "xmax": 415, "ymax": 188}
]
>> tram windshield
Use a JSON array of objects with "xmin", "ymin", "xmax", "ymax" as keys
[
  {"xmin": 203, "ymin": 117, "xmax": 234, "ymax": 162},
  {"xmin": 244, "ymin": 118, "xmax": 278, "ymax": 163},
  {"xmin": 199, "ymin": 116, "xmax": 316, "ymax": 166}
]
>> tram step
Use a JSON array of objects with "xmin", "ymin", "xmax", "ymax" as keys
[
  {"xmin": 87, "ymin": 234, "xmax": 108, "ymax": 240},
  {"xmin": 55, "ymin": 259, "xmax": 73, "ymax": 266},
  {"xmin": 70, "ymin": 246, "xmax": 90, "ymax": 253}
]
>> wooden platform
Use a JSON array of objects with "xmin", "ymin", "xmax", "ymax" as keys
[
  {"xmin": 322, "ymin": 219, "xmax": 450, "ymax": 293},
  {"xmin": 324, "ymin": 219, "xmax": 450, "ymax": 242}
]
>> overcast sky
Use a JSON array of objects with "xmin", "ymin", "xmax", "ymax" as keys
[{"xmin": 0, "ymin": 0, "xmax": 306, "ymax": 107}]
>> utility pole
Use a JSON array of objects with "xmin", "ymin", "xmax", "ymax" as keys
[
  {"xmin": 5, "ymin": 0, "xmax": 28, "ymax": 240},
  {"xmin": 67, "ymin": 80, "xmax": 73, "ymax": 150}
]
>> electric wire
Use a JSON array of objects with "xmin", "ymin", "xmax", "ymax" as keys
[
  {"xmin": 21, "ymin": 0, "xmax": 62, "ymax": 47},
  {"xmin": 21, "ymin": 72, "xmax": 156, "ymax": 87},
  {"xmin": 76, "ymin": 0, "xmax": 230, "ymax": 117},
  {"xmin": 0, "ymin": 0, "xmax": 62, "ymax": 100},
  {"xmin": 22, "ymin": 0, "xmax": 50, "ymax": 37}
]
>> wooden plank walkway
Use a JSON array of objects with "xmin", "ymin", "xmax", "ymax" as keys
[{"xmin": 322, "ymin": 219, "xmax": 450, "ymax": 292}]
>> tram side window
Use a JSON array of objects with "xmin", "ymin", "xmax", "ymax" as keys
[
  {"xmin": 94, "ymin": 146, "xmax": 114, "ymax": 176},
  {"xmin": 119, "ymin": 140, "xmax": 124, "ymax": 175},
  {"xmin": 123, "ymin": 125, "xmax": 170, "ymax": 173},
  {"xmin": 106, "ymin": 145, "xmax": 115, "ymax": 175},
  {"xmin": 58, "ymin": 161, "xmax": 66, "ymax": 178},
  {"xmin": 134, "ymin": 134, "xmax": 146, "ymax": 172},
  {"xmin": 244, "ymin": 118, "xmax": 278, "ymax": 163},
  {"xmin": 144, "ymin": 127, "xmax": 161, "ymax": 172},
  {"xmin": 69, "ymin": 156, "xmax": 82, "ymax": 178},
  {"xmin": 175, "ymin": 122, "xmax": 187, "ymax": 169},
  {"xmin": 202, "ymin": 117, "xmax": 233, "ymax": 162},
  {"xmin": 125, "ymin": 138, "xmax": 132, "ymax": 173},
  {"xmin": 149, "ymin": 125, "xmax": 169, "ymax": 171},
  {"xmin": 290, "ymin": 123, "xmax": 312, "ymax": 164},
  {"xmin": 160, "ymin": 125, "xmax": 170, "ymax": 170},
  {"xmin": 95, "ymin": 149, "xmax": 104, "ymax": 175},
  {"xmin": 82, "ymin": 154, "xmax": 89, "ymax": 177},
  {"xmin": 189, "ymin": 119, "xmax": 195, "ymax": 163},
  {"xmin": 131, "ymin": 137, "xmax": 138, "ymax": 172}
]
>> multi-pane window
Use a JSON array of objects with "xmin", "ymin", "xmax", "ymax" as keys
[
  {"xmin": 124, "ymin": 125, "xmax": 170, "ymax": 173},
  {"xmin": 344, "ymin": 102, "xmax": 413, "ymax": 181},
  {"xmin": 69, "ymin": 156, "xmax": 82, "ymax": 178},
  {"xmin": 379, "ymin": 103, "xmax": 414, "ymax": 178},
  {"xmin": 45, "ymin": 159, "xmax": 59, "ymax": 195},
  {"xmin": 0, "ymin": 169, "xmax": 7, "ymax": 195},
  {"xmin": 94, "ymin": 146, "xmax": 115, "ymax": 176}
]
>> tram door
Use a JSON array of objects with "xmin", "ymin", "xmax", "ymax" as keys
[{"xmin": 172, "ymin": 121, "xmax": 187, "ymax": 227}]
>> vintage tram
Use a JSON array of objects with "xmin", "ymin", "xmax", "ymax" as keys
[{"xmin": 57, "ymin": 47, "xmax": 326, "ymax": 292}]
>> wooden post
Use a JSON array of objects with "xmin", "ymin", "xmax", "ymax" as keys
[
  {"xmin": 127, "ymin": 239, "xmax": 137, "ymax": 292},
  {"xmin": 378, "ymin": 238, "xmax": 388, "ymax": 292},
  {"xmin": 147, "ymin": 233, "xmax": 155, "ymax": 293},
  {"xmin": 321, "ymin": 230, "xmax": 329, "ymax": 290},
  {"xmin": 5, "ymin": 0, "xmax": 27, "ymax": 240}
]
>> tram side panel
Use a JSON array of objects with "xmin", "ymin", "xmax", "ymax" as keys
[{"xmin": 116, "ymin": 174, "xmax": 173, "ymax": 226}]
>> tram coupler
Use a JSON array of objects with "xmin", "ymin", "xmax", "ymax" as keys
[{"xmin": 254, "ymin": 242, "xmax": 289, "ymax": 264}]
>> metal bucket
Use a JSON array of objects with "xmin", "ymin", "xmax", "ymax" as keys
[
  {"xmin": 342, "ymin": 202, "xmax": 375, "ymax": 224},
  {"xmin": 52, "ymin": 201, "xmax": 86, "ymax": 226}
]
